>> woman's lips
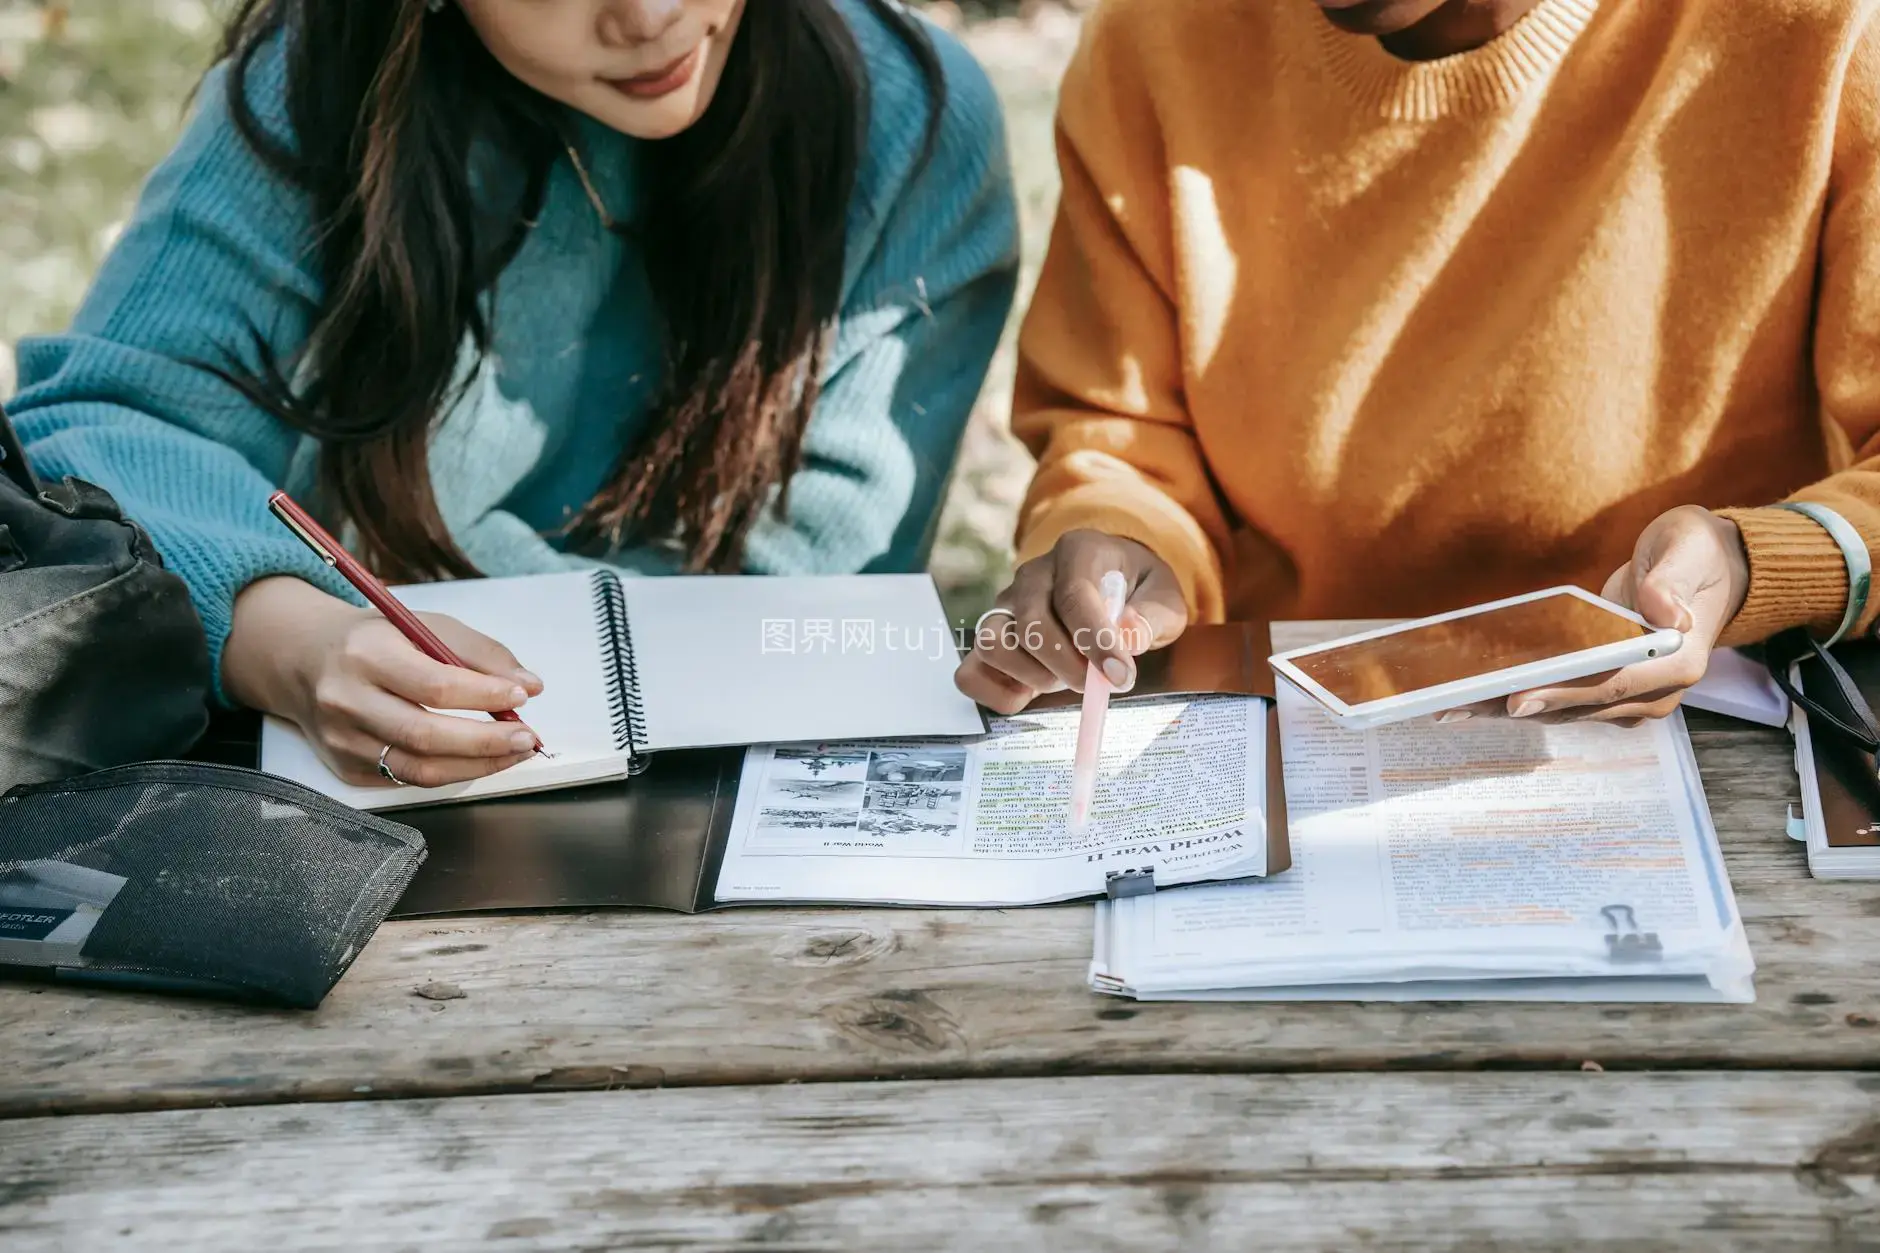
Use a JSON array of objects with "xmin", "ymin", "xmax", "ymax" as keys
[{"xmin": 603, "ymin": 46, "xmax": 703, "ymax": 100}]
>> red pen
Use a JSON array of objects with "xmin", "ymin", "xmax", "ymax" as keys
[{"xmin": 266, "ymin": 490, "xmax": 547, "ymax": 756}]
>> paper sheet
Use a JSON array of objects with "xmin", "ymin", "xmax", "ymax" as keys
[
  {"xmin": 715, "ymin": 695, "xmax": 1268, "ymax": 906},
  {"xmin": 1119, "ymin": 973, "xmax": 1746, "ymax": 1003},
  {"xmin": 1091, "ymin": 621, "xmax": 1753, "ymax": 1002},
  {"xmin": 1684, "ymin": 647, "xmax": 1789, "ymax": 727},
  {"xmin": 620, "ymin": 573, "xmax": 986, "ymax": 751}
]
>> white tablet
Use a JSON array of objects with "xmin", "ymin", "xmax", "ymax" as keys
[{"xmin": 1269, "ymin": 586, "xmax": 1683, "ymax": 730}]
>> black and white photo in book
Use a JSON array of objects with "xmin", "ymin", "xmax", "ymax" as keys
[{"xmin": 715, "ymin": 694, "xmax": 1273, "ymax": 908}]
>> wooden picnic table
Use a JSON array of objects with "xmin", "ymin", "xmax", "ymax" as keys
[{"xmin": 3, "ymin": 712, "xmax": 1880, "ymax": 1249}]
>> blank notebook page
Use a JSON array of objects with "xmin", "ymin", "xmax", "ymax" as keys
[
  {"xmin": 620, "ymin": 573, "xmax": 985, "ymax": 751},
  {"xmin": 259, "ymin": 570, "xmax": 628, "ymax": 809}
]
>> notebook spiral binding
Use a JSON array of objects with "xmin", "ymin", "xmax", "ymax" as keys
[{"xmin": 593, "ymin": 570, "xmax": 651, "ymax": 775}]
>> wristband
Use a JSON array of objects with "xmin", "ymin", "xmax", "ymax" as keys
[{"xmin": 1771, "ymin": 502, "xmax": 1870, "ymax": 647}]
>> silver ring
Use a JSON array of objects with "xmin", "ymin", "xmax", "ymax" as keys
[
  {"xmin": 973, "ymin": 607, "xmax": 1018, "ymax": 638},
  {"xmin": 378, "ymin": 745, "xmax": 407, "ymax": 786}
]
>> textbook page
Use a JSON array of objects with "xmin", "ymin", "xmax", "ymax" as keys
[
  {"xmin": 715, "ymin": 695, "xmax": 1267, "ymax": 906},
  {"xmin": 1093, "ymin": 621, "xmax": 1751, "ymax": 1000}
]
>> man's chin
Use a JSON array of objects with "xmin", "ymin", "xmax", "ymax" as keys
[
  {"xmin": 1314, "ymin": 0, "xmax": 1447, "ymax": 37},
  {"xmin": 1320, "ymin": 8, "xmax": 1391, "ymax": 35}
]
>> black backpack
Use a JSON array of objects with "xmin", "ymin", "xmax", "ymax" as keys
[{"xmin": 0, "ymin": 403, "xmax": 212, "ymax": 791}]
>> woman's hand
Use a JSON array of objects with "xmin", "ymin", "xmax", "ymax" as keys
[
  {"xmin": 223, "ymin": 577, "xmax": 546, "ymax": 788},
  {"xmin": 955, "ymin": 530, "xmax": 1188, "ymax": 715},
  {"xmin": 1492, "ymin": 505, "xmax": 1751, "ymax": 727}
]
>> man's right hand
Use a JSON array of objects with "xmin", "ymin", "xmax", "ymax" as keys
[
  {"xmin": 955, "ymin": 530, "xmax": 1188, "ymax": 715},
  {"xmin": 222, "ymin": 577, "xmax": 545, "ymax": 788}
]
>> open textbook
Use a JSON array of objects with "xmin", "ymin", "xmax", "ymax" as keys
[
  {"xmin": 715, "ymin": 695, "xmax": 1275, "ymax": 907},
  {"xmin": 1090, "ymin": 621, "xmax": 1755, "ymax": 1004}
]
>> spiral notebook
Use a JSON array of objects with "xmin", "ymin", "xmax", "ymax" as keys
[{"xmin": 260, "ymin": 569, "xmax": 986, "ymax": 812}]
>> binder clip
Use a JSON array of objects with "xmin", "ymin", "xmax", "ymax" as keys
[
  {"xmin": 1105, "ymin": 868, "xmax": 1157, "ymax": 899},
  {"xmin": 1600, "ymin": 904, "xmax": 1662, "ymax": 961}
]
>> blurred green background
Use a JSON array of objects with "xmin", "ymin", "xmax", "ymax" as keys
[{"xmin": 0, "ymin": 0, "xmax": 1089, "ymax": 622}]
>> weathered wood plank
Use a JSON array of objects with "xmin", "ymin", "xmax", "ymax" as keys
[
  {"xmin": 8, "ymin": 719, "xmax": 1878, "ymax": 1118},
  {"xmin": 4, "ymin": 1073, "xmax": 1878, "ymax": 1251},
  {"xmin": 6, "ymin": 866, "xmax": 1877, "ymax": 1114}
]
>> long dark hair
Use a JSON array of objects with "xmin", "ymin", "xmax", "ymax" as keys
[{"xmin": 212, "ymin": 0, "xmax": 942, "ymax": 581}]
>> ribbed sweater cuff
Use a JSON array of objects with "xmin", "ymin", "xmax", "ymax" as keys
[
  {"xmin": 200, "ymin": 557, "xmax": 365, "ymax": 710},
  {"xmin": 1015, "ymin": 486, "xmax": 1227, "ymax": 626},
  {"xmin": 1714, "ymin": 506, "xmax": 1854, "ymax": 646}
]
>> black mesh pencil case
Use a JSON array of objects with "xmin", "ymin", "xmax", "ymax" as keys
[{"xmin": 0, "ymin": 761, "xmax": 425, "ymax": 1008}]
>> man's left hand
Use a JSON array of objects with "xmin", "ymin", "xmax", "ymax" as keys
[{"xmin": 1498, "ymin": 505, "xmax": 1750, "ymax": 727}]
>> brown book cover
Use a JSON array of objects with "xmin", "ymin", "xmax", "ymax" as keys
[
  {"xmin": 1793, "ymin": 644, "xmax": 1880, "ymax": 850},
  {"xmin": 188, "ymin": 712, "xmax": 743, "ymax": 915}
]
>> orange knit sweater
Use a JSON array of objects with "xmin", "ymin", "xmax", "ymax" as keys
[{"xmin": 1013, "ymin": 0, "xmax": 1880, "ymax": 646}]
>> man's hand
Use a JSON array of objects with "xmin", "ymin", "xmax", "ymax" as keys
[
  {"xmin": 1497, "ymin": 505, "xmax": 1751, "ymax": 726},
  {"xmin": 955, "ymin": 530, "xmax": 1188, "ymax": 715}
]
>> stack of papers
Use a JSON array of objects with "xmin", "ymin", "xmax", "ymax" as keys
[{"xmin": 1090, "ymin": 622, "xmax": 1756, "ymax": 1004}]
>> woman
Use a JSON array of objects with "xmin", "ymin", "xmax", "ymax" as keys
[
  {"xmin": 11, "ymin": 0, "xmax": 1018, "ymax": 787},
  {"xmin": 960, "ymin": 0, "xmax": 1880, "ymax": 726}
]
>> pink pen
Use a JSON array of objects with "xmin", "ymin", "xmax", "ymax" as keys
[{"xmin": 1068, "ymin": 571, "xmax": 1130, "ymax": 835}]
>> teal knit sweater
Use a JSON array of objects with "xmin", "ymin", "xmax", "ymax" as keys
[{"xmin": 9, "ymin": 3, "xmax": 1019, "ymax": 697}]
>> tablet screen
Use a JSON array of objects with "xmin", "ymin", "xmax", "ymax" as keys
[{"xmin": 1290, "ymin": 593, "xmax": 1648, "ymax": 708}]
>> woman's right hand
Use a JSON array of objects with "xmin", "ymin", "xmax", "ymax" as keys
[
  {"xmin": 223, "ymin": 577, "xmax": 546, "ymax": 789},
  {"xmin": 955, "ymin": 530, "xmax": 1189, "ymax": 715}
]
